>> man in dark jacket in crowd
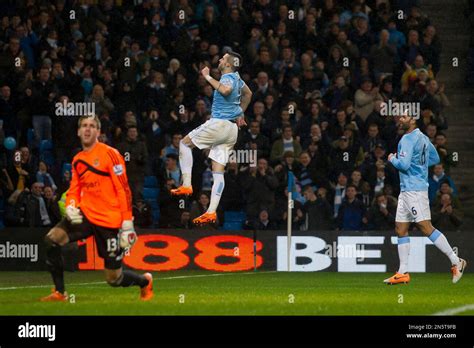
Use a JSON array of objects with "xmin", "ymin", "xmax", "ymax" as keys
[
  {"xmin": 241, "ymin": 158, "xmax": 279, "ymax": 220},
  {"xmin": 302, "ymin": 185, "xmax": 333, "ymax": 230},
  {"xmin": 336, "ymin": 185, "xmax": 367, "ymax": 231},
  {"xmin": 431, "ymin": 193, "xmax": 463, "ymax": 231},
  {"xmin": 366, "ymin": 193, "xmax": 396, "ymax": 230},
  {"xmin": 116, "ymin": 126, "xmax": 148, "ymax": 203},
  {"xmin": 19, "ymin": 182, "xmax": 53, "ymax": 227}
]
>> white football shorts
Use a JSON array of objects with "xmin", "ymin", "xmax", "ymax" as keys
[
  {"xmin": 395, "ymin": 191, "xmax": 431, "ymax": 223},
  {"xmin": 188, "ymin": 118, "xmax": 238, "ymax": 166}
]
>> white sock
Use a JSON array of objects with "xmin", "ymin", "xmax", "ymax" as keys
[
  {"xmin": 179, "ymin": 140, "xmax": 193, "ymax": 187},
  {"xmin": 397, "ymin": 236, "xmax": 410, "ymax": 274},
  {"xmin": 429, "ymin": 229, "xmax": 460, "ymax": 265},
  {"xmin": 208, "ymin": 172, "xmax": 225, "ymax": 213}
]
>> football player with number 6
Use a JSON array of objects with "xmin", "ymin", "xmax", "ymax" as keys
[{"xmin": 384, "ymin": 113, "xmax": 467, "ymax": 285}]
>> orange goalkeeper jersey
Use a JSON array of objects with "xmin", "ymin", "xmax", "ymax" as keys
[{"xmin": 66, "ymin": 142, "xmax": 133, "ymax": 228}]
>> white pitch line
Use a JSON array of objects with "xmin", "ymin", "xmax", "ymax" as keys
[
  {"xmin": 433, "ymin": 304, "xmax": 474, "ymax": 316},
  {"xmin": 0, "ymin": 271, "xmax": 277, "ymax": 291}
]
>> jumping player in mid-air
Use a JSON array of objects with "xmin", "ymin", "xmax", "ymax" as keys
[
  {"xmin": 171, "ymin": 51, "xmax": 252, "ymax": 225},
  {"xmin": 384, "ymin": 113, "xmax": 467, "ymax": 285},
  {"xmin": 41, "ymin": 115, "xmax": 153, "ymax": 301}
]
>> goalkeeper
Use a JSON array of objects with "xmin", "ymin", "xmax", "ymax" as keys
[{"xmin": 41, "ymin": 115, "xmax": 153, "ymax": 302}]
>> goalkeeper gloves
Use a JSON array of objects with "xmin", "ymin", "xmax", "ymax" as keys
[
  {"xmin": 119, "ymin": 220, "xmax": 137, "ymax": 249},
  {"xmin": 66, "ymin": 205, "xmax": 83, "ymax": 225}
]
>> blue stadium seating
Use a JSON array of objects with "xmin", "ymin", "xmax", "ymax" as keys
[
  {"xmin": 39, "ymin": 140, "xmax": 55, "ymax": 166},
  {"xmin": 143, "ymin": 187, "xmax": 159, "ymax": 201},
  {"xmin": 27, "ymin": 128, "xmax": 34, "ymax": 147},
  {"xmin": 224, "ymin": 211, "xmax": 246, "ymax": 222},
  {"xmin": 144, "ymin": 176, "xmax": 158, "ymax": 188},
  {"xmin": 223, "ymin": 221, "xmax": 243, "ymax": 230},
  {"xmin": 62, "ymin": 163, "xmax": 72, "ymax": 176}
]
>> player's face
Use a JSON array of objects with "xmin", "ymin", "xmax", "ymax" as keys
[
  {"xmin": 399, "ymin": 115, "xmax": 414, "ymax": 131},
  {"xmin": 78, "ymin": 118, "xmax": 100, "ymax": 146},
  {"xmin": 218, "ymin": 54, "xmax": 231, "ymax": 71}
]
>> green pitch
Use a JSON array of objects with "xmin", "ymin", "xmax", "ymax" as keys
[{"xmin": 0, "ymin": 271, "xmax": 473, "ymax": 315}]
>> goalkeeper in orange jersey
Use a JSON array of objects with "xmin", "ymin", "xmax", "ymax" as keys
[{"xmin": 40, "ymin": 115, "xmax": 153, "ymax": 302}]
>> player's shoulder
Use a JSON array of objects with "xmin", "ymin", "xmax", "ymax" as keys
[
  {"xmin": 221, "ymin": 72, "xmax": 237, "ymax": 81},
  {"xmin": 99, "ymin": 143, "xmax": 123, "ymax": 161}
]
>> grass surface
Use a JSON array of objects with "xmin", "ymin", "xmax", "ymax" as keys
[{"xmin": 0, "ymin": 271, "xmax": 472, "ymax": 315}]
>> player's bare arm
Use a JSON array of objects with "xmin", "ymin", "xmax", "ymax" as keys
[{"xmin": 201, "ymin": 66, "xmax": 233, "ymax": 96}]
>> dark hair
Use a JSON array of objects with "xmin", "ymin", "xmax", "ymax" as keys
[
  {"xmin": 346, "ymin": 184, "xmax": 358, "ymax": 191},
  {"xmin": 227, "ymin": 51, "xmax": 242, "ymax": 71}
]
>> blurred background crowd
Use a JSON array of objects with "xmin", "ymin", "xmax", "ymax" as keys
[{"xmin": 0, "ymin": 0, "xmax": 463, "ymax": 231}]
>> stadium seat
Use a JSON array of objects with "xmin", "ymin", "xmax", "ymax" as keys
[
  {"xmin": 27, "ymin": 128, "xmax": 34, "ymax": 147},
  {"xmin": 39, "ymin": 139, "xmax": 53, "ymax": 152},
  {"xmin": 144, "ymin": 176, "xmax": 158, "ymax": 188},
  {"xmin": 223, "ymin": 221, "xmax": 243, "ymax": 230},
  {"xmin": 143, "ymin": 187, "xmax": 159, "ymax": 201},
  {"xmin": 224, "ymin": 211, "xmax": 246, "ymax": 223},
  {"xmin": 62, "ymin": 163, "xmax": 72, "ymax": 176}
]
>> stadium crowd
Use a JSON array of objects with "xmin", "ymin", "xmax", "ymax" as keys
[{"xmin": 0, "ymin": 0, "xmax": 463, "ymax": 231}]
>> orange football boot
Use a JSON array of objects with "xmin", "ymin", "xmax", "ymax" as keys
[
  {"xmin": 140, "ymin": 273, "xmax": 154, "ymax": 301},
  {"xmin": 40, "ymin": 288, "xmax": 68, "ymax": 302},
  {"xmin": 170, "ymin": 186, "xmax": 193, "ymax": 196},
  {"xmin": 451, "ymin": 258, "xmax": 467, "ymax": 284},
  {"xmin": 383, "ymin": 272, "xmax": 410, "ymax": 285},
  {"xmin": 193, "ymin": 212, "xmax": 217, "ymax": 225}
]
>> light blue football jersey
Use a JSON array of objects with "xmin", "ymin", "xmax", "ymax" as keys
[
  {"xmin": 211, "ymin": 72, "xmax": 244, "ymax": 120},
  {"xmin": 389, "ymin": 128, "xmax": 440, "ymax": 192}
]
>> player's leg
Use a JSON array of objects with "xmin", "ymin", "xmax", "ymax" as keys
[
  {"xmin": 42, "ymin": 216, "xmax": 94, "ymax": 301},
  {"xmin": 417, "ymin": 220, "xmax": 466, "ymax": 283},
  {"xmin": 171, "ymin": 135, "xmax": 195, "ymax": 195},
  {"xmin": 98, "ymin": 227, "xmax": 153, "ymax": 300},
  {"xmin": 384, "ymin": 192, "xmax": 411, "ymax": 284},
  {"xmin": 193, "ymin": 160, "xmax": 225, "ymax": 226},
  {"xmin": 104, "ymin": 267, "xmax": 153, "ymax": 301},
  {"xmin": 395, "ymin": 222, "xmax": 411, "ymax": 274},
  {"xmin": 172, "ymin": 119, "xmax": 218, "ymax": 196},
  {"xmin": 193, "ymin": 121, "xmax": 238, "ymax": 225},
  {"xmin": 41, "ymin": 226, "xmax": 70, "ymax": 301}
]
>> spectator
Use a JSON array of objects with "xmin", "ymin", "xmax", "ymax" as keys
[
  {"xmin": 133, "ymin": 199, "xmax": 152, "ymax": 228},
  {"xmin": 162, "ymin": 133, "xmax": 182, "ymax": 159},
  {"xmin": 220, "ymin": 162, "xmax": 244, "ymax": 212},
  {"xmin": 158, "ymin": 153, "xmax": 181, "ymax": 191},
  {"xmin": 43, "ymin": 185, "xmax": 60, "ymax": 225},
  {"xmin": 366, "ymin": 193, "xmax": 396, "ymax": 230},
  {"xmin": 336, "ymin": 185, "xmax": 367, "ymax": 231},
  {"xmin": 431, "ymin": 193, "xmax": 463, "ymax": 231},
  {"xmin": 354, "ymin": 77, "xmax": 382, "ymax": 121},
  {"xmin": 116, "ymin": 126, "xmax": 149, "ymax": 202},
  {"xmin": 245, "ymin": 209, "xmax": 278, "ymax": 231},
  {"xmin": 236, "ymin": 120, "xmax": 271, "ymax": 159},
  {"xmin": 241, "ymin": 158, "xmax": 279, "ymax": 219},
  {"xmin": 270, "ymin": 125, "xmax": 302, "ymax": 164},
  {"xmin": 159, "ymin": 178, "xmax": 183, "ymax": 228},
  {"xmin": 7, "ymin": 149, "xmax": 31, "ymax": 192},
  {"xmin": 22, "ymin": 182, "xmax": 53, "ymax": 227},
  {"xmin": 302, "ymin": 185, "xmax": 333, "ymax": 231},
  {"xmin": 428, "ymin": 164, "xmax": 457, "ymax": 203},
  {"xmin": 332, "ymin": 172, "xmax": 348, "ymax": 218},
  {"xmin": 36, "ymin": 161, "xmax": 57, "ymax": 191}
]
